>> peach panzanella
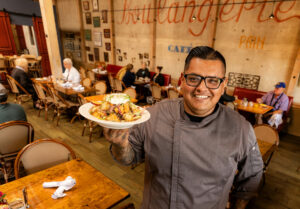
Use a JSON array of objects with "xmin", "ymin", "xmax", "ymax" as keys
[{"xmin": 89, "ymin": 94, "xmax": 143, "ymax": 122}]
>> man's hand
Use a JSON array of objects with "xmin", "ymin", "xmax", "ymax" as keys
[
  {"xmin": 103, "ymin": 128, "xmax": 129, "ymax": 147},
  {"xmin": 103, "ymin": 128, "xmax": 134, "ymax": 165}
]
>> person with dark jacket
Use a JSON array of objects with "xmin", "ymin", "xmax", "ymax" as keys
[
  {"xmin": 136, "ymin": 62, "xmax": 150, "ymax": 79},
  {"xmin": 11, "ymin": 58, "xmax": 38, "ymax": 108},
  {"xmin": 0, "ymin": 87, "xmax": 27, "ymax": 123},
  {"xmin": 122, "ymin": 64, "xmax": 136, "ymax": 87},
  {"xmin": 152, "ymin": 66, "xmax": 165, "ymax": 86}
]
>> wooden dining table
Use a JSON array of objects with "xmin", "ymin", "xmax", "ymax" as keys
[
  {"xmin": 54, "ymin": 84, "xmax": 95, "ymax": 96},
  {"xmin": 0, "ymin": 159, "xmax": 130, "ymax": 209},
  {"xmin": 32, "ymin": 77, "xmax": 53, "ymax": 85},
  {"xmin": 235, "ymin": 99, "xmax": 273, "ymax": 115}
]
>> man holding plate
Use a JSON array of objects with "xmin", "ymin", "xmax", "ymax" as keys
[{"xmin": 104, "ymin": 46, "xmax": 263, "ymax": 209}]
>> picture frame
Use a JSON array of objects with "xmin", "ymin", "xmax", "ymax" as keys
[
  {"xmin": 85, "ymin": 12, "xmax": 92, "ymax": 24},
  {"xmin": 84, "ymin": 30, "xmax": 92, "ymax": 41},
  {"xmin": 144, "ymin": 53, "xmax": 149, "ymax": 59},
  {"xmin": 93, "ymin": 31, "xmax": 102, "ymax": 47},
  {"xmin": 103, "ymin": 29, "xmax": 110, "ymax": 38},
  {"xmin": 102, "ymin": 10, "xmax": 108, "ymax": 23},
  {"xmin": 88, "ymin": 54, "xmax": 94, "ymax": 62},
  {"xmin": 93, "ymin": 16, "xmax": 101, "ymax": 27},
  {"xmin": 85, "ymin": 46, "xmax": 90, "ymax": 51},
  {"xmin": 94, "ymin": 48, "xmax": 100, "ymax": 61},
  {"xmin": 83, "ymin": 1, "xmax": 89, "ymax": 11},
  {"xmin": 105, "ymin": 43, "xmax": 111, "ymax": 51},
  {"xmin": 104, "ymin": 52, "xmax": 109, "ymax": 62},
  {"xmin": 118, "ymin": 56, "xmax": 123, "ymax": 62},
  {"xmin": 92, "ymin": 0, "xmax": 99, "ymax": 11}
]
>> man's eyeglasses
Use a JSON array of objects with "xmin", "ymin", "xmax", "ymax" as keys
[{"xmin": 184, "ymin": 74, "xmax": 225, "ymax": 89}]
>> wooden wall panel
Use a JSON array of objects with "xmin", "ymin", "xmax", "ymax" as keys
[{"xmin": 0, "ymin": 12, "xmax": 16, "ymax": 55}]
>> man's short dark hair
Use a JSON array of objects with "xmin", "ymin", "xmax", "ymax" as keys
[
  {"xmin": 157, "ymin": 66, "xmax": 163, "ymax": 72},
  {"xmin": 184, "ymin": 46, "xmax": 226, "ymax": 74},
  {"xmin": 0, "ymin": 89, "xmax": 8, "ymax": 103}
]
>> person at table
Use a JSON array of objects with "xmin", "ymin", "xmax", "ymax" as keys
[
  {"xmin": 11, "ymin": 57, "xmax": 39, "ymax": 108},
  {"xmin": 152, "ymin": 66, "xmax": 165, "ymax": 86},
  {"xmin": 0, "ymin": 87, "xmax": 27, "ymax": 123},
  {"xmin": 122, "ymin": 64, "xmax": 135, "ymax": 87},
  {"xmin": 104, "ymin": 46, "xmax": 263, "ymax": 209},
  {"xmin": 136, "ymin": 62, "xmax": 150, "ymax": 80},
  {"xmin": 62, "ymin": 58, "xmax": 81, "ymax": 84},
  {"xmin": 257, "ymin": 82, "xmax": 289, "ymax": 128}
]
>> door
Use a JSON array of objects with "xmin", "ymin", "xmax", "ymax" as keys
[
  {"xmin": 15, "ymin": 25, "xmax": 27, "ymax": 52},
  {"xmin": 0, "ymin": 11, "xmax": 16, "ymax": 55},
  {"xmin": 32, "ymin": 16, "xmax": 51, "ymax": 76}
]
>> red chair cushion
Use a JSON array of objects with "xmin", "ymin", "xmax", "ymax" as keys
[{"xmin": 106, "ymin": 64, "xmax": 123, "ymax": 77}]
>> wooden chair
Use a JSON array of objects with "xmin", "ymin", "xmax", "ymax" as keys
[
  {"xmin": 32, "ymin": 81, "xmax": 54, "ymax": 120},
  {"xmin": 47, "ymin": 85, "xmax": 79, "ymax": 126},
  {"xmin": 253, "ymin": 124, "xmax": 279, "ymax": 185},
  {"xmin": 114, "ymin": 78, "xmax": 126, "ymax": 92},
  {"xmin": 167, "ymin": 87, "xmax": 179, "ymax": 99},
  {"xmin": 108, "ymin": 73, "xmax": 116, "ymax": 92},
  {"xmin": 0, "ymin": 121, "xmax": 34, "ymax": 183},
  {"xmin": 30, "ymin": 56, "xmax": 42, "ymax": 77},
  {"xmin": 150, "ymin": 83, "xmax": 162, "ymax": 103},
  {"xmin": 78, "ymin": 94, "xmax": 102, "ymax": 143},
  {"xmin": 6, "ymin": 74, "xmax": 32, "ymax": 104},
  {"xmin": 14, "ymin": 138, "xmax": 76, "ymax": 179},
  {"xmin": 79, "ymin": 67, "xmax": 87, "ymax": 79},
  {"xmin": 123, "ymin": 87, "xmax": 137, "ymax": 100},
  {"xmin": 0, "ymin": 58, "xmax": 8, "ymax": 74},
  {"xmin": 94, "ymin": 81, "xmax": 107, "ymax": 95},
  {"xmin": 82, "ymin": 77, "xmax": 92, "ymax": 88},
  {"xmin": 87, "ymin": 70, "xmax": 95, "ymax": 83}
]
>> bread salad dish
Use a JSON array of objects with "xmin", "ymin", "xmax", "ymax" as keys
[{"xmin": 89, "ymin": 93, "xmax": 143, "ymax": 122}]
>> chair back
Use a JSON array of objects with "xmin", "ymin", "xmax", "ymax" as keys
[
  {"xmin": 151, "ymin": 83, "xmax": 162, "ymax": 100},
  {"xmin": 123, "ymin": 87, "xmax": 137, "ymax": 99},
  {"xmin": 0, "ymin": 121, "xmax": 34, "ymax": 156},
  {"xmin": 14, "ymin": 139, "xmax": 76, "ymax": 178},
  {"xmin": 79, "ymin": 67, "xmax": 87, "ymax": 79},
  {"xmin": 0, "ymin": 58, "xmax": 7, "ymax": 69},
  {"xmin": 114, "ymin": 78, "xmax": 124, "ymax": 92},
  {"xmin": 108, "ymin": 73, "xmax": 116, "ymax": 92},
  {"xmin": 254, "ymin": 124, "xmax": 279, "ymax": 146},
  {"xmin": 77, "ymin": 93, "xmax": 87, "ymax": 105},
  {"xmin": 82, "ymin": 78, "xmax": 92, "ymax": 88},
  {"xmin": 94, "ymin": 81, "xmax": 107, "ymax": 95},
  {"xmin": 87, "ymin": 70, "xmax": 95, "ymax": 81},
  {"xmin": 6, "ymin": 74, "xmax": 31, "ymax": 96},
  {"xmin": 47, "ymin": 86, "xmax": 69, "ymax": 107},
  {"xmin": 33, "ymin": 82, "xmax": 46, "ymax": 100},
  {"xmin": 167, "ymin": 87, "xmax": 179, "ymax": 99}
]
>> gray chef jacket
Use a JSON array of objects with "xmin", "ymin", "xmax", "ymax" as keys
[{"xmin": 127, "ymin": 98, "xmax": 263, "ymax": 209}]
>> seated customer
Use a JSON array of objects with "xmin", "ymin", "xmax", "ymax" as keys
[
  {"xmin": 11, "ymin": 57, "xmax": 38, "ymax": 108},
  {"xmin": 152, "ymin": 66, "xmax": 165, "ymax": 86},
  {"xmin": 0, "ymin": 87, "xmax": 27, "ymax": 123},
  {"xmin": 122, "ymin": 64, "xmax": 135, "ymax": 87},
  {"xmin": 62, "ymin": 58, "xmax": 81, "ymax": 84},
  {"xmin": 257, "ymin": 82, "xmax": 289, "ymax": 128},
  {"xmin": 136, "ymin": 62, "xmax": 150, "ymax": 79}
]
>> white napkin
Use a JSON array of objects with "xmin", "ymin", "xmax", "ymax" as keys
[{"xmin": 43, "ymin": 176, "xmax": 76, "ymax": 199}]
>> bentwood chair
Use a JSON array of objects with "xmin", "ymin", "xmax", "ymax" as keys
[
  {"xmin": 167, "ymin": 87, "xmax": 180, "ymax": 99},
  {"xmin": 14, "ymin": 138, "xmax": 76, "ymax": 179},
  {"xmin": 32, "ymin": 81, "xmax": 54, "ymax": 120},
  {"xmin": 94, "ymin": 81, "xmax": 107, "ymax": 95},
  {"xmin": 79, "ymin": 67, "xmax": 87, "ymax": 79},
  {"xmin": 6, "ymin": 74, "xmax": 32, "ymax": 104},
  {"xmin": 150, "ymin": 83, "xmax": 162, "ymax": 104},
  {"xmin": 0, "ymin": 121, "xmax": 34, "ymax": 183},
  {"xmin": 108, "ymin": 73, "xmax": 116, "ymax": 92},
  {"xmin": 82, "ymin": 77, "xmax": 92, "ymax": 88},
  {"xmin": 123, "ymin": 87, "xmax": 137, "ymax": 101},
  {"xmin": 253, "ymin": 124, "xmax": 279, "ymax": 185},
  {"xmin": 114, "ymin": 78, "xmax": 126, "ymax": 93},
  {"xmin": 87, "ymin": 70, "xmax": 96, "ymax": 83}
]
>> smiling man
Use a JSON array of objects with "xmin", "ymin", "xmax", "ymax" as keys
[{"xmin": 104, "ymin": 46, "xmax": 263, "ymax": 209}]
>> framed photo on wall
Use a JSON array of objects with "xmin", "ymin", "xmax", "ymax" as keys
[
  {"xmin": 104, "ymin": 52, "xmax": 109, "ymax": 62},
  {"xmin": 105, "ymin": 43, "xmax": 111, "ymax": 51},
  {"xmin": 102, "ymin": 10, "xmax": 108, "ymax": 23},
  {"xmin": 88, "ymin": 54, "xmax": 94, "ymax": 62},
  {"xmin": 103, "ymin": 29, "xmax": 110, "ymax": 38},
  {"xmin": 85, "ymin": 12, "xmax": 92, "ymax": 24},
  {"xmin": 93, "ymin": 32, "xmax": 102, "ymax": 47},
  {"xmin": 94, "ymin": 48, "xmax": 100, "ymax": 61},
  {"xmin": 93, "ymin": 16, "xmax": 101, "ymax": 27},
  {"xmin": 83, "ymin": 1, "xmax": 89, "ymax": 11},
  {"xmin": 92, "ymin": 0, "xmax": 99, "ymax": 11},
  {"xmin": 85, "ymin": 30, "xmax": 92, "ymax": 41}
]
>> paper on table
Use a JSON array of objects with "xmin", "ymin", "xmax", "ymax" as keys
[{"xmin": 43, "ymin": 176, "xmax": 76, "ymax": 199}]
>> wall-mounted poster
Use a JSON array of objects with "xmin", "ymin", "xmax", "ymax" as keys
[
  {"xmin": 94, "ymin": 48, "xmax": 100, "ymax": 61},
  {"xmin": 103, "ymin": 29, "xmax": 110, "ymax": 38},
  {"xmin": 102, "ymin": 10, "xmax": 108, "ymax": 23},
  {"xmin": 83, "ymin": 1, "xmax": 89, "ymax": 11},
  {"xmin": 118, "ymin": 56, "xmax": 123, "ymax": 62},
  {"xmin": 105, "ymin": 43, "xmax": 111, "ymax": 51},
  {"xmin": 85, "ymin": 46, "xmax": 90, "ymax": 51},
  {"xmin": 144, "ymin": 53, "xmax": 149, "ymax": 59},
  {"xmin": 93, "ymin": 16, "xmax": 100, "ymax": 27},
  {"xmin": 93, "ymin": 32, "xmax": 102, "ymax": 47},
  {"xmin": 104, "ymin": 52, "xmax": 109, "ymax": 62},
  {"xmin": 92, "ymin": 0, "xmax": 99, "ymax": 11},
  {"xmin": 85, "ymin": 12, "xmax": 92, "ymax": 24},
  {"xmin": 88, "ymin": 54, "xmax": 94, "ymax": 62},
  {"xmin": 85, "ymin": 30, "xmax": 92, "ymax": 41}
]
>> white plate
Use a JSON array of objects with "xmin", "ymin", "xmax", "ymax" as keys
[{"xmin": 79, "ymin": 103, "xmax": 151, "ymax": 129}]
